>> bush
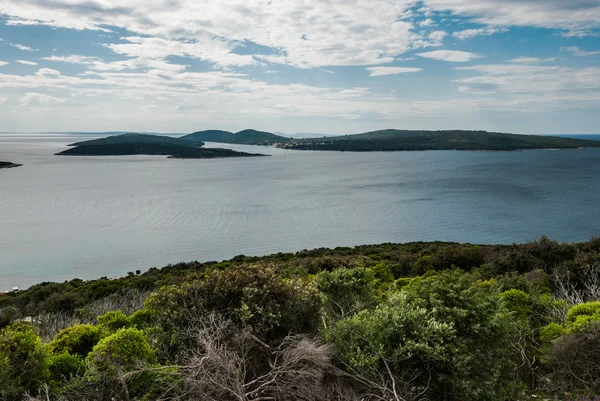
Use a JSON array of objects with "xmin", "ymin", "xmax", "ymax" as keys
[
  {"xmin": 548, "ymin": 322, "xmax": 600, "ymax": 394},
  {"xmin": 315, "ymin": 267, "xmax": 379, "ymax": 320},
  {"xmin": 402, "ymin": 270, "xmax": 514, "ymax": 401},
  {"xmin": 146, "ymin": 264, "xmax": 321, "ymax": 341},
  {"xmin": 501, "ymin": 289, "xmax": 532, "ymax": 319},
  {"xmin": 49, "ymin": 324, "xmax": 100, "ymax": 357},
  {"xmin": 328, "ymin": 293, "xmax": 455, "ymax": 398},
  {"xmin": 96, "ymin": 310, "xmax": 129, "ymax": 334},
  {"xmin": 565, "ymin": 301, "xmax": 600, "ymax": 332},
  {"xmin": 48, "ymin": 352, "xmax": 85, "ymax": 385},
  {"xmin": 87, "ymin": 328, "xmax": 156, "ymax": 375},
  {"xmin": 0, "ymin": 322, "xmax": 49, "ymax": 400}
]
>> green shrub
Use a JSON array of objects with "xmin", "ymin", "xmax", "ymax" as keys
[
  {"xmin": 566, "ymin": 301, "xmax": 600, "ymax": 332},
  {"xmin": 48, "ymin": 352, "xmax": 85, "ymax": 385},
  {"xmin": 96, "ymin": 310, "xmax": 129, "ymax": 334},
  {"xmin": 49, "ymin": 324, "xmax": 100, "ymax": 357},
  {"xmin": 146, "ymin": 264, "xmax": 321, "ymax": 341},
  {"xmin": 501, "ymin": 289, "xmax": 532, "ymax": 318},
  {"xmin": 0, "ymin": 322, "xmax": 49, "ymax": 400},
  {"xmin": 87, "ymin": 328, "xmax": 156, "ymax": 376},
  {"xmin": 315, "ymin": 267, "xmax": 378, "ymax": 320}
]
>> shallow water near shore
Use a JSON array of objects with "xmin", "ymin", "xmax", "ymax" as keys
[{"xmin": 1, "ymin": 133, "xmax": 600, "ymax": 289}]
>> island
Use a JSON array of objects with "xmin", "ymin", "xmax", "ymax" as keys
[
  {"xmin": 55, "ymin": 133, "xmax": 267, "ymax": 158},
  {"xmin": 276, "ymin": 129, "xmax": 600, "ymax": 151},
  {"xmin": 0, "ymin": 161, "xmax": 22, "ymax": 169},
  {"xmin": 181, "ymin": 129, "xmax": 292, "ymax": 146}
]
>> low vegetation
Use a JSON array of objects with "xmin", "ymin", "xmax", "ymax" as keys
[{"xmin": 2, "ymin": 236, "xmax": 600, "ymax": 400}]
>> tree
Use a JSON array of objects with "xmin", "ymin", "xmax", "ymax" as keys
[{"xmin": 49, "ymin": 324, "xmax": 100, "ymax": 357}]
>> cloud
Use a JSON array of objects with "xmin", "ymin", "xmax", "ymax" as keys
[
  {"xmin": 42, "ymin": 55, "xmax": 101, "ymax": 64},
  {"xmin": 19, "ymin": 92, "xmax": 67, "ymax": 106},
  {"xmin": 36, "ymin": 68, "xmax": 61, "ymax": 77},
  {"xmin": 0, "ymin": 61, "xmax": 8, "ymax": 67},
  {"xmin": 453, "ymin": 27, "xmax": 505, "ymax": 40},
  {"xmin": 9, "ymin": 43, "xmax": 38, "ymax": 51},
  {"xmin": 0, "ymin": 0, "xmax": 424, "ymax": 68},
  {"xmin": 417, "ymin": 50, "xmax": 482, "ymax": 62},
  {"xmin": 509, "ymin": 57, "xmax": 555, "ymax": 64},
  {"xmin": 16, "ymin": 60, "xmax": 38, "ymax": 65},
  {"xmin": 561, "ymin": 46, "xmax": 600, "ymax": 57},
  {"xmin": 367, "ymin": 66, "xmax": 422, "ymax": 76},
  {"xmin": 424, "ymin": 0, "xmax": 600, "ymax": 35}
]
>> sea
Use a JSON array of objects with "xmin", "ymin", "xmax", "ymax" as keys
[{"xmin": 1, "ymin": 133, "xmax": 600, "ymax": 289}]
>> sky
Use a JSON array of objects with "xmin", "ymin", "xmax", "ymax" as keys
[{"xmin": 0, "ymin": 0, "xmax": 599, "ymax": 135}]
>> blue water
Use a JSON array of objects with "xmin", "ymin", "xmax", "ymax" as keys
[{"xmin": 1, "ymin": 133, "xmax": 600, "ymax": 289}]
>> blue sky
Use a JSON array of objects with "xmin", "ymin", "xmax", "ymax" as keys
[{"xmin": 0, "ymin": 0, "xmax": 599, "ymax": 134}]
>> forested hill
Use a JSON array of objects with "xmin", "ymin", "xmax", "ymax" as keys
[
  {"xmin": 68, "ymin": 133, "xmax": 204, "ymax": 148},
  {"xmin": 56, "ymin": 133, "xmax": 267, "ymax": 158},
  {"xmin": 279, "ymin": 129, "xmax": 600, "ymax": 151},
  {"xmin": 181, "ymin": 129, "xmax": 292, "ymax": 145}
]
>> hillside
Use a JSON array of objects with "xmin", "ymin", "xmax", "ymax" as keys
[
  {"xmin": 2, "ymin": 237, "xmax": 600, "ymax": 400},
  {"xmin": 279, "ymin": 129, "xmax": 600, "ymax": 151},
  {"xmin": 57, "ymin": 133, "xmax": 266, "ymax": 158},
  {"xmin": 69, "ymin": 133, "xmax": 204, "ymax": 148},
  {"xmin": 0, "ymin": 161, "xmax": 22, "ymax": 169},
  {"xmin": 182, "ymin": 129, "xmax": 291, "ymax": 145}
]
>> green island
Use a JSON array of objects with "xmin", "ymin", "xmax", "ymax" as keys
[
  {"xmin": 56, "ymin": 133, "xmax": 267, "ymax": 158},
  {"xmin": 0, "ymin": 161, "xmax": 22, "ymax": 169},
  {"xmin": 2, "ymin": 236, "xmax": 600, "ymax": 400},
  {"xmin": 278, "ymin": 129, "xmax": 600, "ymax": 151},
  {"xmin": 181, "ymin": 128, "xmax": 292, "ymax": 146}
]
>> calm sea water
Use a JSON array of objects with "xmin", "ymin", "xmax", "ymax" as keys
[{"xmin": 1, "ymin": 133, "xmax": 600, "ymax": 289}]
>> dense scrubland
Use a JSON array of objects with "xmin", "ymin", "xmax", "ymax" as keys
[{"xmin": 2, "ymin": 237, "xmax": 600, "ymax": 400}]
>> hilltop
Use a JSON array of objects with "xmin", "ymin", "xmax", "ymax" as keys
[
  {"xmin": 181, "ymin": 129, "xmax": 291, "ymax": 145},
  {"xmin": 278, "ymin": 129, "xmax": 600, "ymax": 151},
  {"xmin": 68, "ymin": 133, "xmax": 204, "ymax": 148},
  {"xmin": 56, "ymin": 133, "xmax": 267, "ymax": 158}
]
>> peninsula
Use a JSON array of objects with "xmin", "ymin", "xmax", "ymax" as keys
[
  {"xmin": 56, "ymin": 133, "xmax": 267, "ymax": 158},
  {"xmin": 276, "ymin": 129, "xmax": 600, "ymax": 151},
  {"xmin": 0, "ymin": 161, "xmax": 22, "ymax": 169}
]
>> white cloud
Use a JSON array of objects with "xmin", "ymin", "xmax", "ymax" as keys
[
  {"xmin": 16, "ymin": 60, "xmax": 38, "ymax": 65},
  {"xmin": 0, "ymin": 61, "xmax": 8, "ymax": 67},
  {"xmin": 42, "ymin": 55, "xmax": 101, "ymax": 64},
  {"xmin": 425, "ymin": 0, "xmax": 600, "ymax": 35},
  {"xmin": 417, "ymin": 50, "xmax": 482, "ymax": 62},
  {"xmin": 9, "ymin": 43, "xmax": 38, "ymax": 51},
  {"xmin": 36, "ymin": 68, "xmax": 61, "ymax": 77},
  {"xmin": 509, "ymin": 57, "xmax": 555, "ymax": 64},
  {"xmin": 19, "ymin": 92, "xmax": 67, "ymax": 106},
  {"xmin": 367, "ymin": 66, "xmax": 422, "ymax": 76},
  {"xmin": 453, "ymin": 27, "xmax": 504, "ymax": 40},
  {"xmin": 561, "ymin": 46, "xmax": 600, "ymax": 57}
]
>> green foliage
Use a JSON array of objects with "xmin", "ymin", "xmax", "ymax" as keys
[
  {"xmin": 0, "ymin": 322, "xmax": 49, "ymax": 400},
  {"xmin": 401, "ymin": 270, "xmax": 514, "ymax": 401},
  {"xmin": 315, "ymin": 267, "xmax": 379, "ymax": 320},
  {"xmin": 48, "ymin": 353, "xmax": 85, "ymax": 385},
  {"xmin": 566, "ymin": 301, "xmax": 600, "ymax": 332},
  {"xmin": 501, "ymin": 289, "xmax": 532, "ymax": 318},
  {"xmin": 87, "ymin": 328, "xmax": 156, "ymax": 376},
  {"xmin": 146, "ymin": 264, "xmax": 321, "ymax": 340},
  {"xmin": 49, "ymin": 324, "xmax": 100, "ymax": 357},
  {"xmin": 328, "ymin": 293, "xmax": 455, "ymax": 379},
  {"xmin": 540, "ymin": 323, "xmax": 565, "ymax": 345},
  {"xmin": 96, "ymin": 310, "xmax": 129, "ymax": 334},
  {"xmin": 129, "ymin": 308, "xmax": 155, "ymax": 329}
]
